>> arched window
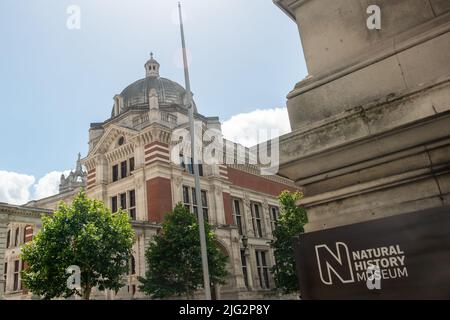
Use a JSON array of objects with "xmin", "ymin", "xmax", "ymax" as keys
[
  {"xmin": 14, "ymin": 228, "xmax": 19, "ymax": 247},
  {"xmin": 6, "ymin": 230, "xmax": 11, "ymax": 248},
  {"xmin": 24, "ymin": 225, "xmax": 33, "ymax": 243}
]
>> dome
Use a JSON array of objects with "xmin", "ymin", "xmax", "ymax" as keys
[
  {"xmin": 111, "ymin": 54, "xmax": 196, "ymax": 117},
  {"xmin": 120, "ymin": 76, "xmax": 187, "ymax": 108}
]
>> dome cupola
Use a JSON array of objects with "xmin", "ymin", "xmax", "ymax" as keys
[
  {"xmin": 110, "ymin": 53, "xmax": 198, "ymax": 118},
  {"xmin": 145, "ymin": 52, "xmax": 160, "ymax": 78}
]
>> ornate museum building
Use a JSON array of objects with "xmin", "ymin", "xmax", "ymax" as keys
[{"xmin": 1, "ymin": 55, "xmax": 299, "ymax": 300}]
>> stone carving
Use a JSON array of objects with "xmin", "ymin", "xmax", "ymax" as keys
[{"xmin": 59, "ymin": 153, "xmax": 87, "ymax": 193}]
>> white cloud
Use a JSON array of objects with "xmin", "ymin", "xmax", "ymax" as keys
[
  {"xmin": 222, "ymin": 107, "xmax": 291, "ymax": 147},
  {"xmin": 33, "ymin": 170, "xmax": 71, "ymax": 200},
  {"xmin": 0, "ymin": 170, "xmax": 71, "ymax": 205},
  {"xmin": 0, "ymin": 171, "xmax": 35, "ymax": 205}
]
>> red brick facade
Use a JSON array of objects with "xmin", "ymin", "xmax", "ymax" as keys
[{"xmin": 146, "ymin": 177, "xmax": 173, "ymax": 222}]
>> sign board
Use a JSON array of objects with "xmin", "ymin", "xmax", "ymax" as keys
[{"xmin": 294, "ymin": 206, "xmax": 450, "ymax": 299}]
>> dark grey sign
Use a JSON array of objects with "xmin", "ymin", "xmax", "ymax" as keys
[{"xmin": 294, "ymin": 206, "xmax": 450, "ymax": 299}]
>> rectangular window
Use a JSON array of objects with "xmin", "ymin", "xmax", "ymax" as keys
[
  {"xmin": 180, "ymin": 154, "xmax": 186, "ymax": 171},
  {"xmin": 270, "ymin": 206, "xmax": 280, "ymax": 235},
  {"xmin": 233, "ymin": 199, "xmax": 244, "ymax": 235},
  {"xmin": 183, "ymin": 186, "xmax": 208, "ymax": 222},
  {"xmin": 129, "ymin": 157, "xmax": 135, "ymax": 172},
  {"xmin": 187, "ymin": 158, "xmax": 194, "ymax": 175},
  {"xmin": 111, "ymin": 196, "xmax": 118, "ymax": 213},
  {"xmin": 120, "ymin": 161, "xmax": 127, "ymax": 179},
  {"xmin": 201, "ymin": 190, "xmax": 208, "ymax": 223},
  {"xmin": 120, "ymin": 193, "xmax": 127, "ymax": 210},
  {"xmin": 14, "ymin": 228, "xmax": 19, "ymax": 247},
  {"xmin": 13, "ymin": 260, "xmax": 20, "ymax": 292},
  {"xmin": 129, "ymin": 190, "xmax": 136, "ymax": 220},
  {"xmin": 182, "ymin": 156, "xmax": 203, "ymax": 177},
  {"xmin": 112, "ymin": 165, "xmax": 119, "ymax": 182},
  {"xmin": 4, "ymin": 262, "xmax": 7, "ymax": 283},
  {"xmin": 255, "ymin": 250, "xmax": 270, "ymax": 289},
  {"xmin": 251, "ymin": 203, "xmax": 263, "ymax": 238},
  {"xmin": 6, "ymin": 230, "xmax": 10, "ymax": 248},
  {"xmin": 183, "ymin": 186, "xmax": 190, "ymax": 211},
  {"xmin": 240, "ymin": 250, "xmax": 249, "ymax": 288}
]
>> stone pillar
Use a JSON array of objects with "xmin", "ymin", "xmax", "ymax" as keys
[
  {"xmin": 0, "ymin": 213, "xmax": 8, "ymax": 299},
  {"xmin": 243, "ymin": 194, "xmax": 254, "ymax": 237},
  {"xmin": 96, "ymin": 154, "xmax": 108, "ymax": 185},
  {"xmin": 276, "ymin": 0, "xmax": 450, "ymax": 231},
  {"xmin": 133, "ymin": 169, "xmax": 146, "ymax": 222}
]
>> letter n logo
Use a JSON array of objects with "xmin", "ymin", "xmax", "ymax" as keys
[{"xmin": 315, "ymin": 242, "xmax": 354, "ymax": 285}]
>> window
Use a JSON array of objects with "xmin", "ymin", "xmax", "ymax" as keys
[
  {"xmin": 180, "ymin": 154, "xmax": 203, "ymax": 176},
  {"xmin": 120, "ymin": 193, "xmax": 127, "ymax": 210},
  {"xmin": 233, "ymin": 199, "xmax": 244, "ymax": 235},
  {"xmin": 21, "ymin": 261, "xmax": 26, "ymax": 291},
  {"xmin": 112, "ymin": 165, "xmax": 119, "ymax": 182},
  {"xmin": 120, "ymin": 161, "xmax": 127, "ymax": 179},
  {"xmin": 255, "ymin": 250, "xmax": 270, "ymax": 289},
  {"xmin": 13, "ymin": 260, "xmax": 20, "ymax": 291},
  {"xmin": 112, "ymin": 191, "xmax": 136, "ymax": 219},
  {"xmin": 23, "ymin": 227, "xmax": 27, "ymax": 244},
  {"xmin": 111, "ymin": 196, "xmax": 118, "ymax": 213},
  {"xmin": 118, "ymin": 136, "xmax": 125, "ymax": 146},
  {"xmin": 130, "ymin": 256, "xmax": 136, "ymax": 275},
  {"xmin": 200, "ymin": 190, "xmax": 208, "ymax": 222},
  {"xmin": 251, "ymin": 203, "xmax": 263, "ymax": 238},
  {"xmin": 23, "ymin": 225, "xmax": 33, "ymax": 243},
  {"xmin": 4, "ymin": 262, "xmax": 7, "ymax": 282},
  {"xmin": 182, "ymin": 186, "xmax": 190, "ymax": 211},
  {"xmin": 183, "ymin": 186, "xmax": 209, "ymax": 222},
  {"xmin": 6, "ymin": 230, "xmax": 11, "ymax": 248},
  {"xmin": 14, "ymin": 228, "xmax": 19, "ymax": 247},
  {"xmin": 240, "ymin": 250, "xmax": 249, "ymax": 288},
  {"xmin": 270, "ymin": 206, "xmax": 280, "ymax": 235},
  {"xmin": 129, "ymin": 190, "xmax": 136, "ymax": 220},
  {"xmin": 112, "ymin": 157, "xmax": 134, "ymax": 182}
]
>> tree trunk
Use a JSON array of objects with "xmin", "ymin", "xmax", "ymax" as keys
[{"xmin": 83, "ymin": 286, "xmax": 91, "ymax": 300}]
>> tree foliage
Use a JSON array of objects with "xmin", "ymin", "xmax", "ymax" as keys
[
  {"xmin": 21, "ymin": 191, "xmax": 134, "ymax": 300},
  {"xmin": 138, "ymin": 203, "xmax": 228, "ymax": 299},
  {"xmin": 270, "ymin": 191, "xmax": 308, "ymax": 294}
]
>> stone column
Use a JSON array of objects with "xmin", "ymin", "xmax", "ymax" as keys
[
  {"xmin": 243, "ymin": 193, "xmax": 254, "ymax": 237},
  {"xmin": 262, "ymin": 200, "xmax": 270, "ymax": 238},
  {"xmin": 133, "ymin": 169, "xmax": 146, "ymax": 221},
  {"xmin": 0, "ymin": 213, "xmax": 8, "ymax": 299}
]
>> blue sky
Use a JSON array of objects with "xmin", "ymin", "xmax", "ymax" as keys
[{"xmin": 0, "ymin": 0, "xmax": 307, "ymax": 203}]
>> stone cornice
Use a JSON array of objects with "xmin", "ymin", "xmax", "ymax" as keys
[
  {"xmin": 273, "ymin": 0, "xmax": 309, "ymax": 21},
  {"xmin": 0, "ymin": 204, "xmax": 51, "ymax": 219},
  {"xmin": 279, "ymin": 106, "xmax": 450, "ymax": 183},
  {"xmin": 227, "ymin": 164, "xmax": 297, "ymax": 188},
  {"xmin": 287, "ymin": 13, "xmax": 450, "ymax": 100}
]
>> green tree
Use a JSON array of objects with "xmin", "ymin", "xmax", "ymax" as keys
[
  {"xmin": 21, "ymin": 191, "xmax": 134, "ymax": 300},
  {"xmin": 138, "ymin": 203, "xmax": 228, "ymax": 299},
  {"xmin": 270, "ymin": 191, "xmax": 308, "ymax": 294}
]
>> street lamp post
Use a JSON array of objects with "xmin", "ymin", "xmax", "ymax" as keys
[{"xmin": 178, "ymin": 2, "xmax": 212, "ymax": 300}]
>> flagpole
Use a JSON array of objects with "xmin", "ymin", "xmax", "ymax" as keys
[{"xmin": 178, "ymin": 2, "xmax": 212, "ymax": 300}]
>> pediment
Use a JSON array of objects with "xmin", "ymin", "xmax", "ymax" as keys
[{"xmin": 89, "ymin": 125, "xmax": 138, "ymax": 156}]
